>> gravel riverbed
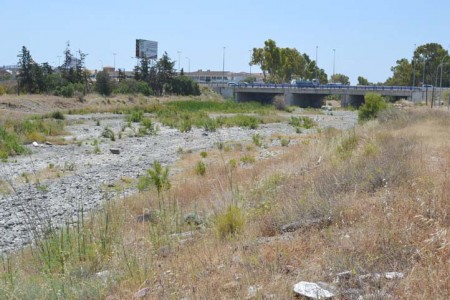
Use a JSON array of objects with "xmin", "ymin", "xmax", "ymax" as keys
[{"xmin": 0, "ymin": 110, "xmax": 357, "ymax": 254}]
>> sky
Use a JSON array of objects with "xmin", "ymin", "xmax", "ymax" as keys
[{"xmin": 2, "ymin": 0, "xmax": 449, "ymax": 84}]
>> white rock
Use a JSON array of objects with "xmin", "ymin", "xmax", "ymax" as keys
[
  {"xmin": 32, "ymin": 141, "xmax": 39, "ymax": 147},
  {"xmin": 385, "ymin": 272, "xmax": 404, "ymax": 279},
  {"xmin": 293, "ymin": 281, "xmax": 335, "ymax": 299}
]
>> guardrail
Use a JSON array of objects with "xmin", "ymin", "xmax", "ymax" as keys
[{"xmin": 231, "ymin": 83, "xmax": 422, "ymax": 92}]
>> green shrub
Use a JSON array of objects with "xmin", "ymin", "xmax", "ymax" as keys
[
  {"xmin": 289, "ymin": 116, "xmax": 316, "ymax": 129},
  {"xmin": 50, "ymin": 111, "xmax": 65, "ymax": 120},
  {"xmin": 337, "ymin": 132, "xmax": 359, "ymax": 159},
  {"xmin": 240, "ymin": 155, "xmax": 256, "ymax": 164},
  {"xmin": 195, "ymin": 161, "xmax": 206, "ymax": 176},
  {"xmin": 358, "ymin": 93, "xmax": 387, "ymax": 121},
  {"xmin": 127, "ymin": 110, "xmax": 144, "ymax": 122},
  {"xmin": 95, "ymin": 71, "xmax": 113, "ymax": 96},
  {"xmin": 140, "ymin": 118, "xmax": 157, "ymax": 135},
  {"xmin": 252, "ymin": 133, "xmax": 263, "ymax": 147},
  {"xmin": 168, "ymin": 75, "xmax": 201, "ymax": 96},
  {"xmin": 101, "ymin": 127, "xmax": 115, "ymax": 141},
  {"xmin": 280, "ymin": 138, "xmax": 290, "ymax": 147},
  {"xmin": 200, "ymin": 151, "xmax": 208, "ymax": 158},
  {"xmin": 0, "ymin": 126, "xmax": 27, "ymax": 158},
  {"xmin": 0, "ymin": 85, "xmax": 6, "ymax": 95},
  {"xmin": 202, "ymin": 118, "xmax": 218, "ymax": 132},
  {"xmin": 215, "ymin": 204, "xmax": 245, "ymax": 239}
]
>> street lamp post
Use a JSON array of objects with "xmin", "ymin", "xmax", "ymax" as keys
[
  {"xmin": 249, "ymin": 50, "xmax": 252, "ymax": 76},
  {"xmin": 113, "ymin": 53, "xmax": 116, "ymax": 71},
  {"xmin": 332, "ymin": 48, "xmax": 336, "ymax": 79},
  {"xmin": 222, "ymin": 46, "xmax": 226, "ymax": 84},
  {"xmin": 413, "ymin": 44, "xmax": 416, "ymax": 87},
  {"xmin": 185, "ymin": 57, "xmax": 190, "ymax": 73},
  {"xmin": 177, "ymin": 51, "xmax": 181, "ymax": 73},
  {"xmin": 315, "ymin": 46, "xmax": 318, "ymax": 80}
]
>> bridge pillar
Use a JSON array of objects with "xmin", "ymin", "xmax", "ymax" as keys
[{"xmin": 342, "ymin": 94, "xmax": 365, "ymax": 108}]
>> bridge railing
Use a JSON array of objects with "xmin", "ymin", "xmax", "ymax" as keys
[{"xmin": 233, "ymin": 83, "xmax": 422, "ymax": 92}]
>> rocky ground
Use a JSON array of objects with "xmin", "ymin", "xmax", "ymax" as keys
[{"xmin": 0, "ymin": 110, "xmax": 357, "ymax": 254}]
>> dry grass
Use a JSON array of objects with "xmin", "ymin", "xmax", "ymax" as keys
[{"xmin": 1, "ymin": 107, "xmax": 449, "ymax": 299}]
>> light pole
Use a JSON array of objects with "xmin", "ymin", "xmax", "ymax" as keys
[
  {"xmin": 113, "ymin": 53, "xmax": 116, "ymax": 71},
  {"xmin": 57, "ymin": 55, "xmax": 61, "ymax": 67},
  {"xmin": 177, "ymin": 51, "xmax": 181, "ymax": 73},
  {"xmin": 249, "ymin": 50, "xmax": 252, "ymax": 75},
  {"xmin": 131, "ymin": 56, "xmax": 138, "ymax": 70},
  {"xmin": 315, "ymin": 46, "xmax": 318, "ymax": 80},
  {"xmin": 332, "ymin": 48, "xmax": 336, "ymax": 79},
  {"xmin": 422, "ymin": 55, "xmax": 426, "ymax": 86},
  {"xmin": 185, "ymin": 57, "xmax": 190, "ymax": 73},
  {"xmin": 222, "ymin": 46, "xmax": 226, "ymax": 84},
  {"xmin": 413, "ymin": 44, "xmax": 416, "ymax": 86},
  {"xmin": 438, "ymin": 58, "xmax": 448, "ymax": 106}
]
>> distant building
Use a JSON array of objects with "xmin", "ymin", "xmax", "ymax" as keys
[{"xmin": 185, "ymin": 70, "xmax": 263, "ymax": 83}]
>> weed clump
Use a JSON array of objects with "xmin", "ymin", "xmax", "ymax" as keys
[
  {"xmin": 358, "ymin": 93, "xmax": 387, "ymax": 121},
  {"xmin": 215, "ymin": 204, "xmax": 245, "ymax": 239}
]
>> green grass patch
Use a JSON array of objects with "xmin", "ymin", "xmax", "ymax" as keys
[{"xmin": 0, "ymin": 126, "xmax": 28, "ymax": 159}]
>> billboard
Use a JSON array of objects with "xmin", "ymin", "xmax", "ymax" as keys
[{"xmin": 136, "ymin": 39, "xmax": 158, "ymax": 59}]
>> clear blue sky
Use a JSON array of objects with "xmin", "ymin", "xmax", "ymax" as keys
[{"xmin": 2, "ymin": 0, "xmax": 449, "ymax": 84}]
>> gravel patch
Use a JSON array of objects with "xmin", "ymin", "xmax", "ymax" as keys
[{"xmin": 0, "ymin": 111, "xmax": 357, "ymax": 254}]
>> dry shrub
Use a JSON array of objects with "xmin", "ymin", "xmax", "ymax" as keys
[{"xmin": 273, "ymin": 96, "xmax": 286, "ymax": 110}]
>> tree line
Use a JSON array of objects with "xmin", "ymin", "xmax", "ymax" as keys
[
  {"xmin": 12, "ymin": 43, "xmax": 200, "ymax": 97},
  {"xmin": 250, "ymin": 40, "xmax": 449, "ymax": 87}
]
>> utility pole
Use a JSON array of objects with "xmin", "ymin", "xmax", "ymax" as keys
[
  {"xmin": 332, "ymin": 48, "xmax": 336, "ymax": 78},
  {"xmin": 249, "ymin": 49, "xmax": 252, "ymax": 76},
  {"xmin": 222, "ymin": 46, "xmax": 226, "ymax": 83},
  {"xmin": 412, "ymin": 44, "xmax": 416, "ymax": 86},
  {"xmin": 113, "ymin": 53, "xmax": 116, "ymax": 71},
  {"xmin": 315, "ymin": 46, "xmax": 318, "ymax": 80},
  {"xmin": 177, "ymin": 51, "xmax": 181, "ymax": 73}
]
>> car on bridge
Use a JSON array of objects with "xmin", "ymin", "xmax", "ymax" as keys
[{"xmin": 291, "ymin": 79, "xmax": 319, "ymax": 88}]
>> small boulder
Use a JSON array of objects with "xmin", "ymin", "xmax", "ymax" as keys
[
  {"xmin": 293, "ymin": 281, "xmax": 335, "ymax": 299},
  {"xmin": 184, "ymin": 212, "xmax": 203, "ymax": 226},
  {"xmin": 110, "ymin": 148, "xmax": 120, "ymax": 154},
  {"xmin": 384, "ymin": 272, "xmax": 404, "ymax": 280},
  {"xmin": 132, "ymin": 287, "xmax": 150, "ymax": 299}
]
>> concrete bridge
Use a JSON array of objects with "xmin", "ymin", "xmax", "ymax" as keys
[{"xmin": 212, "ymin": 83, "xmax": 427, "ymax": 107}]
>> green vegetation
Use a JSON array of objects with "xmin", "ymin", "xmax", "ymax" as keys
[
  {"xmin": 358, "ymin": 93, "xmax": 388, "ymax": 121},
  {"xmin": 386, "ymin": 43, "xmax": 449, "ymax": 86},
  {"xmin": 0, "ymin": 126, "xmax": 27, "ymax": 160},
  {"xmin": 251, "ymin": 39, "xmax": 327, "ymax": 83},
  {"xmin": 95, "ymin": 71, "xmax": 113, "ymax": 96},
  {"xmin": 13, "ymin": 46, "xmax": 200, "ymax": 97},
  {"xmin": 195, "ymin": 161, "xmax": 206, "ymax": 176},
  {"xmin": 101, "ymin": 127, "xmax": 115, "ymax": 141},
  {"xmin": 215, "ymin": 204, "xmax": 245, "ymax": 239},
  {"xmin": 252, "ymin": 133, "xmax": 263, "ymax": 147},
  {"xmin": 289, "ymin": 116, "xmax": 316, "ymax": 129}
]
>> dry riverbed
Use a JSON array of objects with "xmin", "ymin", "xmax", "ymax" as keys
[{"xmin": 0, "ymin": 110, "xmax": 357, "ymax": 253}]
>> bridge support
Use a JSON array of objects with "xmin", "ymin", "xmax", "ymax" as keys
[
  {"xmin": 341, "ymin": 94, "xmax": 365, "ymax": 108},
  {"xmin": 285, "ymin": 92, "xmax": 324, "ymax": 108}
]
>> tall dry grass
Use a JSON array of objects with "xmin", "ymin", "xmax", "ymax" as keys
[{"xmin": 0, "ymin": 108, "xmax": 449, "ymax": 299}]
